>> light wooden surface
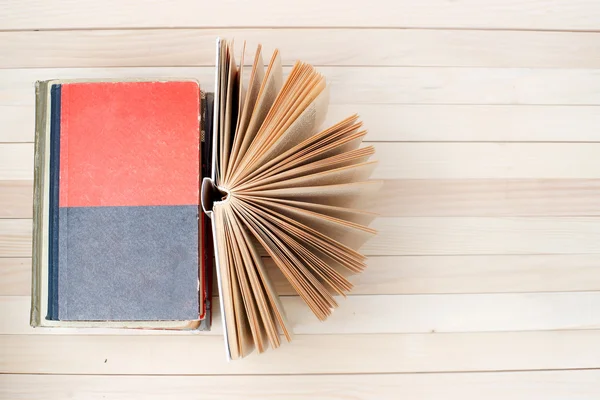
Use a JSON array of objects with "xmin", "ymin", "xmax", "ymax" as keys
[{"xmin": 1, "ymin": 1, "xmax": 600, "ymax": 399}]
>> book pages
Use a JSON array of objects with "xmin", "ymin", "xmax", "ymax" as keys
[{"xmin": 205, "ymin": 39, "xmax": 380, "ymax": 360}]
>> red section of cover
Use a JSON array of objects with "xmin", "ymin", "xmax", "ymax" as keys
[{"xmin": 59, "ymin": 81, "xmax": 200, "ymax": 207}]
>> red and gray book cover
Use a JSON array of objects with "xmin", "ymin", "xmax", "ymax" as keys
[{"xmin": 39, "ymin": 80, "xmax": 210, "ymax": 326}]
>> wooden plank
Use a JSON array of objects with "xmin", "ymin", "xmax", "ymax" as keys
[
  {"xmin": 370, "ymin": 217, "xmax": 600, "ymax": 256},
  {"xmin": 0, "ymin": 258, "xmax": 29, "ymax": 296},
  {"xmin": 3, "ymin": 370, "xmax": 600, "ymax": 400},
  {"xmin": 5, "ymin": 143, "xmax": 600, "ymax": 181},
  {"xmin": 0, "ymin": 145, "xmax": 32, "ymax": 180},
  {"xmin": 6, "ymin": 179, "xmax": 600, "ymax": 219},
  {"xmin": 286, "ymin": 292, "xmax": 600, "ymax": 334},
  {"xmin": 326, "ymin": 105, "xmax": 600, "ymax": 143},
  {"xmin": 2, "ymin": 29, "xmax": 600, "ymax": 69},
  {"xmin": 2, "ymin": 0, "xmax": 599, "ymax": 30},
  {"xmin": 5, "ymin": 216, "xmax": 600, "ymax": 257},
  {"xmin": 0, "ymin": 181, "xmax": 32, "ymax": 218},
  {"xmin": 0, "ymin": 219, "xmax": 31, "ymax": 258},
  {"xmin": 4, "ymin": 254, "xmax": 600, "ymax": 297},
  {"xmin": 379, "ymin": 179, "xmax": 600, "ymax": 216},
  {"xmin": 2, "ymin": 330, "xmax": 600, "ymax": 374},
  {"xmin": 0, "ymin": 105, "xmax": 31, "ymax": 142},
  {"xmin": 6, "ymin": 104, "xmax": 600, "ymax": 143},
  {"xmin": 374, "ymin": 143, "xmax": 600, "ymax": 179},
  {"xmin": 4, "ymin": 292, "xmax": 600, "ymax": 335},
  {"xmin": 2, "ymin": 67, "xmax": 600, "ymax": 107}
]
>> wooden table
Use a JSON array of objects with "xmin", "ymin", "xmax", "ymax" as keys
[{"xmin": 1, "ymin": 1, "xmax": 600, "ymax": 398}]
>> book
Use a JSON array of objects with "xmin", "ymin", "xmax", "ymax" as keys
[
  {"xmin": 31, "ymin": 38, "xmax": 380, "ymax": 359},
  {"xmin": 31, "ymin": 78, "xmax": 211, "ymax": 330}
]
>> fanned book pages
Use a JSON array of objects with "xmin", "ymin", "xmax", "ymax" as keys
[{"xmin": 201, "ymin": 38, "xmax": 381, "ymax": 360}]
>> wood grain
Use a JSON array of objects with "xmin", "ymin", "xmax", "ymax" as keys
[
  {"xmin": 0, "ymin": 220, "xmax": 31, "ymax": 258},
  {"xmin": 2, "ymin": 29, "xmax": 600, "ymax": 69},
  {"xmin": 3, "ymin": 330, "xmax": 600, "ymax": 374},
  {"xmin": 0, "ymin": 145, "xmax": 32, "ymax": 180},
  {"xmin": 3, "ymin": 371, "xmax": 600, "ymax": 400},
  {"xmin": 0, "ymin": 181, "xmax": 32, "ymax": 218},
  {"xmin": 379, "ymin": 179, "xmax": 600, "ymax": 216},
  {"xmin": 327, "ymin": 104, "xmax": 600, "ymax": 142},
  {"xmin": 2, "ymin": 67, "xmax": 600, "ymax": 107},
  {"xmin": 2, "ymin": 0, "xmax": 599, "ymax": 30},
  {"xmin": 373, "ymin": 143, "xmax": 600, "ymax": 179},
  {"xmin": 370, "ymin": 217, "xmax": 600, "ymax": 255},
  {"xmin": 0, "ymin": 105, "xmax": 30, "ymax": 142},
  {"xmin": 0, "ymin": 258, "xmax": 30, "ymax": 296},
  {"xmin": 5, "ymin": 104, "xmax": 600, "ymax": 143}
]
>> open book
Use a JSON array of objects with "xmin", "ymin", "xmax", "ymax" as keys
[
  {"xmin": 201, "ymin": 39, "xmax": 381, "ymax": 359},
  {"xmin": 30, "ymin": 37, "xmax": 380, "ymax": 360}
]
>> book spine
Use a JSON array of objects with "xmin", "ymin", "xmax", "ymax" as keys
[
  {"xmin": 47, "ymin": 84, "xmax": 61, "ymax": 320},
  {"xmin": 199, "ymin": 90, "xmax": 207, "ymax": 322},
  {"xmin": 198, "ymin": 91, "xmax": 215, "ymax": 331},
  {"xmin": 30, "ymin": 81, "xmax": 48, "ymax": 327}
]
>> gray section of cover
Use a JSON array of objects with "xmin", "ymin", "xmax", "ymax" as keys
[{"xmin": 57, "ymin": 205, "xmax": 199, "ymax": 321}]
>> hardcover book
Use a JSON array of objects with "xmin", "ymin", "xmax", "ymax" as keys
[
  {"xmin": 31, "ymin": 79, "xmax": 211, "ymax": 330},
  {"xmin": 31, "ymin": 38, "xmax": 380, "ymax": 359}
]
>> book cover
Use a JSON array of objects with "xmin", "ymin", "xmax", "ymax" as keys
[{"xmin": 31, "ymin": 79, "xmax": 208, "ymax": 327}]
